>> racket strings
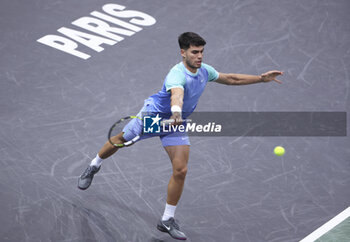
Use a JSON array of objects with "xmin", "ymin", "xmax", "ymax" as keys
[{"xmin": 108, "ymin": 116, "xmax": 142, "ymax": 147}]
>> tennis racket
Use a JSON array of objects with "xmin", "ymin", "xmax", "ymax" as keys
[
  {"xmin": 108, "ymin": 115, "xmax": 143, "ymax": 148},
  {"xmin": 108, "ymin": 115, "xmax": 182, "ymax": 148}
]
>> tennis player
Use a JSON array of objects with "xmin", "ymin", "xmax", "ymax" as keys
[{"xmin": 78, "ymin": 32, "xmax": 283, "ymax": 240}]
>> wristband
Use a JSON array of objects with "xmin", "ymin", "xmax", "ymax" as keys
[{"xmin": 171, "ymin": 105, "xmax": 182, "ymax": 114}]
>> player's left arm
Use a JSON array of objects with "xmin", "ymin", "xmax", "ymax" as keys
[{"xmin": 215, "ymin": 70, "xmax": 283, "ymax": 85}]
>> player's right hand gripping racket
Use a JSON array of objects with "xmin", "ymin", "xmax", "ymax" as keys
[{"xmin": 108, "ymin": 115, "xmax": 143, "ymax": 148}]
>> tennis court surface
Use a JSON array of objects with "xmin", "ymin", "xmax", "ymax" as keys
[{"xmin": 1, "ymin": 0, "xmax": 349, "ymax": 241}]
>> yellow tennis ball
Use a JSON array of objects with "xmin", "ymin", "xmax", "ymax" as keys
[{"xmin": 274, "ymin": 146, "xmax": 285, "ymax": 156}]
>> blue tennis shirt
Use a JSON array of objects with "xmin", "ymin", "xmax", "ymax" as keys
[{"xmin": 146, "ymin": 62, "xmax": 219, "ymax": 118}]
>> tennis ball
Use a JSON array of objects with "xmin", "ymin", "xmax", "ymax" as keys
[{"xmin": 274, "ymin": 146, "xmax": 285, "ymax": 156}]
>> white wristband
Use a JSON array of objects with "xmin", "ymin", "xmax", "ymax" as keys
[{"xmin": 171, "ymin": 105, "xmax": 182, "ymax": 114}]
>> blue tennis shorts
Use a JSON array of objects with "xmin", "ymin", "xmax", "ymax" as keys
[{"xmin": 122, "ymin": 100, "xmax": 190, "ymax": 147}]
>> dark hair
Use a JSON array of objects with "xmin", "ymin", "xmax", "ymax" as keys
[{"xmin": 178, "ymin": 32, "xmax": 206, "ymax": 50}]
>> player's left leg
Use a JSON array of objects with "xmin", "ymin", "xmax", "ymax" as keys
[
  {"xmin": 164, "ymin": 145, "xmax": 190, "ymax": 206},
  {"xmin": 157, "ymin": 143, "xmax": 189, "ymax": 240}
]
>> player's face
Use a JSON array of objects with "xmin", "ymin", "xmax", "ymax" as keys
[{"xmin": 181, "ymin": 45, "xmax": 204, "ymax": 72}]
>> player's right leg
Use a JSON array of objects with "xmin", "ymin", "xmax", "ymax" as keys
[
  {"xmin": 77, "ymin": 110, "xmax": 146, "ymax": 190},
  {"xmin": 77, "ymin": 99, "xmax": 152, "ymax": 190},
  {"xmin": 77, "ymin": 132, "xmax": 126, "ymax": 190},
  {"xmin": 99, "ymin": 132, "xmax": 126, "ymax": 159}
]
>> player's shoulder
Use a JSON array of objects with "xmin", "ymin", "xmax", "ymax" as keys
[
  {"xmin": 169, "ymin": 62, "xmax": 186, "ymax": 73},
  {"xmin": 167, "ymin": 62, "xmax": 186, "ymax": 77},
  {"xmin": 166, "ymin": 62, "xmax": 186, "ymax": 82},
  {"xmin": 200, "ymin": 62, "xmax": 219, "ymax": 82}
]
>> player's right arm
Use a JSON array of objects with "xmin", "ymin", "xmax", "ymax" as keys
[
  {"xmin": 165, "ymin": 64, "xmax": 186, "ymax": 125},
  {"xmin": 170, "ymin": 88, "xmax": 184, "ymax": 125}
]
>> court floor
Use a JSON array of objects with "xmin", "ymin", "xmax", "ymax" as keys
[
  {"xmin": 1, "ymin": 0, "xmax": 349, "ymax": 241},
  {"xmin": 302, "ymin": 207, "xmax": 350, "ymax": 242}
]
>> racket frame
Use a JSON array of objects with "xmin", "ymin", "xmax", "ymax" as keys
[{"xmin": 108, "ymin": 115, "xmax": 142, "ymax": 148}]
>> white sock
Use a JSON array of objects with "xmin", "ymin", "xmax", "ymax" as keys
[
  {"xmin": 90, "ymin": 154, "xmax": 103, "ymax": 167},
  {"xmin": 162, "ymin": 203, "xmax": 177, "ymax": 221}
]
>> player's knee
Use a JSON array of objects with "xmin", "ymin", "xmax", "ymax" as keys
[{"xmin": 173, "ymin": 164, "xmax": 188, "ymax": 180}]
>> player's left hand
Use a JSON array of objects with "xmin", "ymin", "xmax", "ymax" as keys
[{"xmin": 260, "ymin": 70, "xmax": 283, "ymax": 84}]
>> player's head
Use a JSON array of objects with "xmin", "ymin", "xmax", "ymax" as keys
[
  {"xmin": 178, "ymin": 32, "xmax": 206, "ymax": 71},
  {"xmin": 178, "ymin": 32, "xmax": 206, "ymax": 50}
]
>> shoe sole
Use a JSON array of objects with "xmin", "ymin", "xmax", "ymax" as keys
[
  {"xmin": 157, "ymin": 225, "xmax": 167, "ymax": 232},
  {"xmin": 77, "ymin": 184, "xmax": 89, "ymax": 190}
]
